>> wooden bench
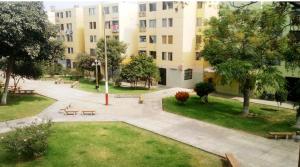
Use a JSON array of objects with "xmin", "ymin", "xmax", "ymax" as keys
[
  {"xmin": 139, "ymin": 95, "xmax": 144, "ymax": 104},
  {"xmin": 81, "ymin": 110, "xmax": 96, "ymax": 115},
  {"xmin": 70, "ymin": 81, "xmax": 79, "ymax": 88},
  {"xmin": 64, "ymin": 110, "xmax": 79, "ymax": 115},
  {"xmin": 268, "ymin": 132, "xmax": 295, "ymax": 139},
  {"xmin": 225, "ymin": 153, "xmax": 240, "ymax": 167}
]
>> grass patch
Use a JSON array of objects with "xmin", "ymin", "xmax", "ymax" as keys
[
  {"xmin": 65, "ymin": 77, "xmax": 157, "ymax": 95},
  {"xmin": 0, "ymin": 94, "xmax": 55, "ymax": 122},
  {"xmin": 163, "ymin": 96, "xmax": 297, "ymax": 136},
  {"xmin": 0, "ymin": 122, "xmax": 222, "ymax": 167}
]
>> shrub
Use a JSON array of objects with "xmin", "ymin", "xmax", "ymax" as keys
[
  {"xmin": 175, "ymin": 91, "xmax": 190, "ymax": 104},
  {"xmin": 0, "ymin": 121, "xmax": 52, "ymax": 159},
  {"xmin": 194, "ymin": 82, "xmax": 215, "ymax": 103}
]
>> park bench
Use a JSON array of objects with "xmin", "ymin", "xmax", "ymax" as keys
[
  {"xmin": 54, "ymin": 78, "xmax": 63, "ymax": 84},
  {"xmin": 60, "ymin": 104, "xmax": 79, "ymax": 115},
  {"xmin": 81, "ymin": 110, "xmax": 96, "ymax": 115},
  {"xmin": 268, "ymin": 132, "xmax": 295, "ymax": 139},
  {"xmin": 70, "ymin": 81, "xmax": 79, "ymax": 88},
  {"xmin": 225, "ymin": 153, "xmax": 240, "ymax": 167},
  {"xmin": 139, "ymin": 95, "xmax": 144, "ymax": 104}
]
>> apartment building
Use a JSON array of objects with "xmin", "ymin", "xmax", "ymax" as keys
[
  {"xmin": 102, "ymin": 2, "xmax": 138, "ymax": 57},
  {"xmin": 83, "ymin": 4, "xmax": 103, "ymax": 56},
  {"xmin": 137, "ymin": 1, "xmax": 218, "ymax": 88},
  {"xmin": 54, "ymin": 6, "xmax": 85, "ymax": 68}
]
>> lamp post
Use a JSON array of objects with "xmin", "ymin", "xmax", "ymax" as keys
[
  {"xmin": 103, "ymin": 7, "xmax": 109, "ymax": 105},
  {"xmin": 92, "ymin": 59, "xmax": 99, "ymax": 90}
]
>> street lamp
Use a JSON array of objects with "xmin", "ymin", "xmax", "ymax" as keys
[
  {"xmin": 103, "ymin": 7, "xmax": 109, "ymax": 105},
  {"xmin": 92, "ymin": 59, "xmax": 99, "ymax": 90}
]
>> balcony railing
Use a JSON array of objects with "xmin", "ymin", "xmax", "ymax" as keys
[
  {"xmin": 112, "ymin": 24, "xmax": 119, "ymax": 33},
  {"xmin": 139, "ymin": 11, "xmax": 146, "ymax": 17}
]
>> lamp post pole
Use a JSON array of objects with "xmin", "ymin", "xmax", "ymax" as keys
[
  {"xmin": 95, "ymin": 59, "xmax": 99, "ymax": 90},
  {"xmin": 103, "ymin": 8, "xmax": 109, "ymax": 105}
]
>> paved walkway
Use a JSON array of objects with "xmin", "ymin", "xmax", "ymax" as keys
[{"xmin": 0, "ymin": 79, "xmax": 299, "ymax": 167}]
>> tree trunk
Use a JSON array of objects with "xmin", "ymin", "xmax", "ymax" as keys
[
  {"xmin": 1, "ymin": 59, "xmax": 13, "ymax": 105},
  {"xmin": 242, "ymin": 88, "xmax": 251, "ymax": 115}
]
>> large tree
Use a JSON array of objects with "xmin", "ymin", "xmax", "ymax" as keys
[
  {"xmin": 0, "ymin": 2, "xmax": 64, "ymax": 104},
  {"xmin": 96, "ymin": 38, "xmax": 126, "ymax": 80},
  {"xmin": 203, "ymin": 4, "xmax": 289, "ymax": 115},
  {"xmin": 120, "ymin": 54, "xmax": 159, "ymax": 88}
]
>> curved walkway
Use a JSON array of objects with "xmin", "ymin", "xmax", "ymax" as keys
[{"xmin": 0, "ymin": 80, "xmax": 298, "ymax": 167}]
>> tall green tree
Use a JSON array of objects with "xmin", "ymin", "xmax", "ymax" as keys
[
  {"xmin": 75, "ymin": 53, "xmax": 95, "ymax": 76},
  {"xmin": 96, "ymin": 38, "xmax": 126, "ymax": 80},
  {"xmin": 203, "ymin": 4, "xmax": 289, "ymax": 115},
  {"xmin": 0, "ymin": 2, "xmax": 64, "ymax": 104},
  {"xmin": 120, "ymin": 54, "xmax": 159, "ymax": 88}
]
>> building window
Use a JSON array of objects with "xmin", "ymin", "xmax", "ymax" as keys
[
  {"xmin": 162, "ymin": 1, "xmax": 173, "ymax": 10},
  {"xmin": 65, "ymin": 11, "xmax": 71, "ymax": 17},
  {"xmin": 67, "ymin": 47, "xmax": 73, "ymax": 54},
  {"xmin": 196, "ymin": 52, "xmax": 202, "ymax": 60},
  {"xmin": 66, "ymin": 23, "xmax": 72, "ymax": 30},
  {"xmin": 168, "ymin": 35, "xmax": 173, "ymax": 44},
  {"xmin": 139, "ymin": 4, "xmax": 146, "ymax": 12},
  {"xmin": 184, "ymin": 69, "xmax": 193, "ymax": 80},
  {"xmin": 197, "ymin": 2, "xmax": 203, "ymax": 9},
  {"xmin": 66, "ymin": 59, "xmax": 71, "ymax": 68},
  {"xmin": 149, "ymin": 35, "xmax": 156, "ymax": 43},
  {"xmin": 90, "ymin": 49, "xmax": 96, "ymax": 56},
  {"xmin": 90, "ymin": 35, "xmax": 97, "ymax": 42},
  {"xmin": 60, "ymin": 24, "xmax": 64, "ymax": 31},
  {"xmin": 112, "ymin": 6, "xmax": 118, "ymax": 13},
  {"xmin": 139, "ymin": 36, "xmax": 147, "ymax": 42},
  {"xmin": 139, "ymin": 20, "xmax": 147, "ymax": 28},
  {"xmin": 162, "ymin": 35, "xmax": 167, "ymax": 44},
  {"xmin": 60, "ymin": 12, "xmax": 63, "ymax": 18},
  {"xmin": 139, "ymin": 50, "xmax": 146, "ymax": 55},
  {"xmin": 112, "ymin": 20, "xmax": 119, "ymax": 32},
  {"xmin": 168, "ymin": 52, "xmax": 173, "ymax": 61},
  {"xmin": 168, "ymin": 18, "xmax": 173, "ymax": 27},
  {"xmin": 105, "ymin": 21, "xmax": 110, "ymax": 29},
  {"xmin": 106, "ymin": 35, "xmax": 110, "ymax": 39},
  {"xmin": 66, "ymin": 34, "xmax": 73, "ymax": 42},
  {"xmin": 149, "ymin": 51, "xmax": 156, "ymax": 59},
  {"xmin": 104, "ymin": 7, "xmax": 109, "ymax": 14},
  {"xmin": 149, "ymin": 19, "xmax": 156, "ymax": 28},
  {"xmin": 149, "ymin": 3, "xmax": 156, "ymax": 12},
  {"xmin": 89, "ymin": 22, "xmax": 96, "ymax": 29},
  {"xmin": 196, "ymin": 17, "xmax": 202, "ymax": 27},
  {"xmin": 114, "ymin": 35, "xmax": 119, "ymax": 40},
  {"xmin": 89, "ymin": 8, "xmax": 95, "ymax": 15},
  {"xmin": 196, "ymin": 35, "xmax": 202, "ymax": 44},
  {"xmin": 162, "ymin": 52, "xmax": 166, "ymax": 60},
  {"xmin": 162, "ymin": 18, "xmax": 167, "ymax": 27},
  {"xmin": 56, "ymin": 12, "xmax": 59, "ymax": 18}
]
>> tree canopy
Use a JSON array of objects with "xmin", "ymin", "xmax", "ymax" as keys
[
  {"xmin": 203, "ymin": 4, "xmax": 290, "ymax": 114},
  {"xmin": 0, "ymin": 2, "xmax": 65, "ymax": 104},
  {"xmin": 96, "ymin": 38, "xmax": 126, "ymax": 80}
]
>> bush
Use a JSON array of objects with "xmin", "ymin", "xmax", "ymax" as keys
[
  {"xmin": 194, "ymin": 82, "xmax": 215, "ymax": 103},
  {"xmin": 260, "ymin": 91, "xmax": 275, "ymax": 101},
  {"xmin": 175, "ymin": 91, "xmax": 190, "ymax": 104},
  {"xmin": 0, "ymin": 121, "xmax": 52, "ymax": 159}
]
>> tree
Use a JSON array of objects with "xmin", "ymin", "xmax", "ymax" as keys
[
  {"xmin": 96, "ymin": 38, "xmax": 126, "ymax": 80},
  {"xmin": 0, "ymin": 2, "xmax": 64, "ymax": 104},
  {"xmin": 194, "ymin": 82, "xmax": 215, "ymax": 103},
  {"xmin": 120, "ymin": 54, "xmax": 159, "ymax": 88},
  {"xmin": 203, "ymin": 4, "xmax": 288, "ymax": 115},
  {"xmin": 75, "ymin": 53, "xmax": 96, "ymax": 77}
]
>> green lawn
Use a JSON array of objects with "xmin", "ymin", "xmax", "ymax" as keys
[
  {"xmin": 69, "ymin": 78, "xmax": 157, "ymax": 95},
  {"xmin": 0, "ymin": 122, "xmax": 222, "ymax": 167},
  {"xmin": 0, "ymin": 94, "xmax": 55, "ymax": 122},
  {"xmin": 163, "ymin": 96, "xmax": 297, "ymax": 137}
]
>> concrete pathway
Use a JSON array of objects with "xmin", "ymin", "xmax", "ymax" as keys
[{"xmin": 0, "ymin": 79, "xmax": 299, "ymax": 167}]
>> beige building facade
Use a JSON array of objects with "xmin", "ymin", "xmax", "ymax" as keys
[
  {"xmin": 54, "ymin": 6, "xmax": 85, "ymax": 68},
  {"xmin": 137, "ymin": 1, "xmax": 218, "ymax": 88}
]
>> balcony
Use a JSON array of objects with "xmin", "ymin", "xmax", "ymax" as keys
[
  {"xmin": 112, "ymin": 24, "xmax": 119, "ymax": 33},
  {"xmin": 139, "ymin": 11, "xmax": 146, "ymax": 17},
  {"xmin": 139, "ymin": 27, "xmax": 146, "ymax": 33}
]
